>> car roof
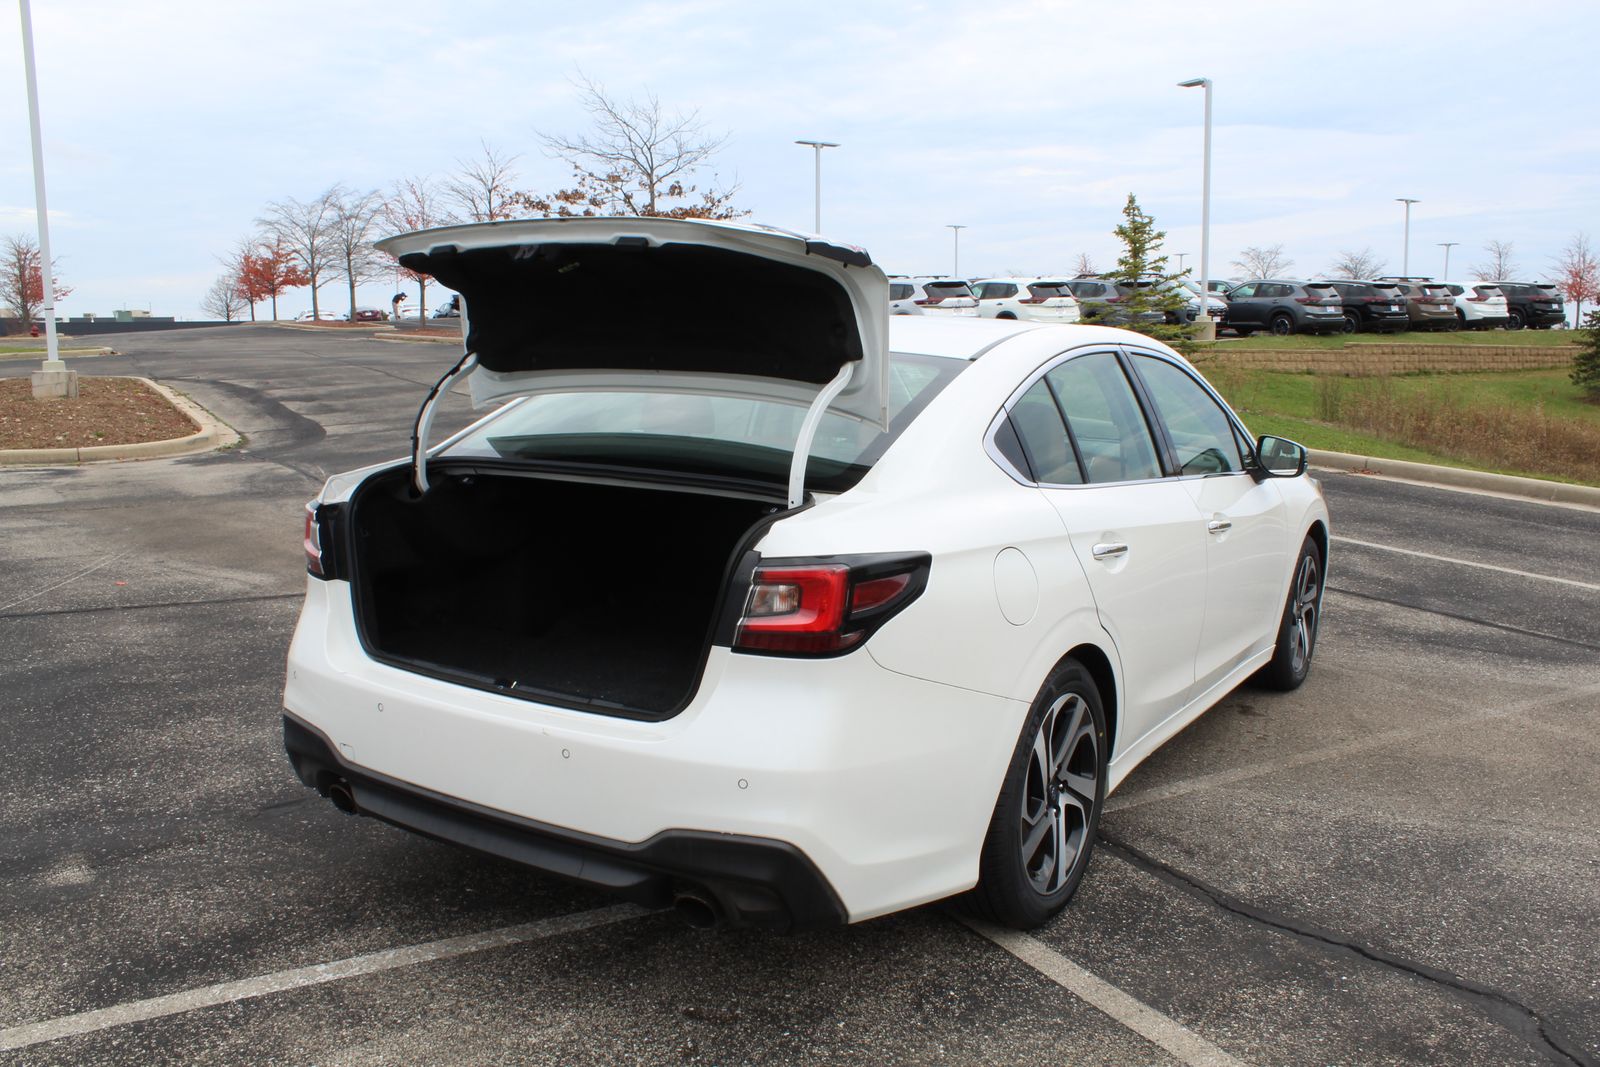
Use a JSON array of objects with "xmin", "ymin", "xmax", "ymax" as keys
[{"xmin": 888, "ymin": 315, "xmax": 1165, "ymax": 362}]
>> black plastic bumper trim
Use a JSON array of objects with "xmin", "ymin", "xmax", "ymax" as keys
[{"xmin": 282, "ymin": 713, "xmax": 848, "ymax": 931}]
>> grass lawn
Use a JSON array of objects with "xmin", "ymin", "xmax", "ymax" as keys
[
  {"xmin": 1200, "ymin": 329, "xmax": 1578, "ymax": 351},
  {"xmin": 1205, "ymin": 367, "xmax": 1600, "ymax": 486}
]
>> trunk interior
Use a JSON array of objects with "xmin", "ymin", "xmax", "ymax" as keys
[{"xmin": 348, "ymin": 466, "xmax": 777, "ymax": 717}]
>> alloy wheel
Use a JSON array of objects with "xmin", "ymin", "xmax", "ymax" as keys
[
  {"xmin": 1290, "ymin": 553, "xmax": 1320, "ymax": 674},
  {"xmin": 1020, "ymin": 692, "xmax": 1098, "ymax": 894}
]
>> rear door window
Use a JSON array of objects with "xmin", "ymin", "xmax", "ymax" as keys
[
  {"xmin": 1008, "ymin": 380, "xmax": 1084, "ymax": 485},
  {"xmin": 1043, "ymin": 352, "xmax": 1162, "ymax": 483}
]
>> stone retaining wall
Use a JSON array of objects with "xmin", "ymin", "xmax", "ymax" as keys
[{"xmin": 1193, "ymin": 343, "xmax": 1577, "ymax": 375}]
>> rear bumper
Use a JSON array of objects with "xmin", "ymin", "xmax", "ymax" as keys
[
  {"xmin": 284, "ymin": 713, "xmax": 845, "ymax": 930},
  {"xmin": 283, "ymin": 578, "xmax": 1024, "ymax": 924}
]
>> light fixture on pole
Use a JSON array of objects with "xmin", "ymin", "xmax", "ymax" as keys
[
  {"xmin": 1176, "ymin": 252, "xmax": 1189, "ymax": 272},
  {"xmin": 794, "ymin": 140, "xmax": 838, "ymax": 233},
  {"xmin": 1396, "ymin": 198, "xmax": 1419, "ymax": 276},
  {"xmin": 18, "ymin": 0, "xmax": 72, "ymax": 399},
  {"xmin": 947, "ymin": 224, "xmax": 966, "ymax": 277},
  {"xmin": 1438, "ymin": 241, "xmax": 1458, "ymax": 279},
  {"xmin": 1178, "ymin": 77, "xmax": 1213, "ymax": 340}
]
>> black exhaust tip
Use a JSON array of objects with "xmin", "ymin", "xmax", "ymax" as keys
[
  {"xmin": 672, "ymin": 891, "xmax": 723, "ymax": 930},
  {"xmin": 327, "ymin": 779, "xmax": 358, "ymax": 815}
]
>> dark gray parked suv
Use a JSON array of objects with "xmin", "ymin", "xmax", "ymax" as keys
[
  {"xmin": 1223, "ymin": 280, "xmax": 1345, "ymax": 336},
  {"xmin": 1064, "ymin": 277, "xmax": 1165, "ymax": 326}
]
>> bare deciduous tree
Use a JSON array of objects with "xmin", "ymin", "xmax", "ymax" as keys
[
  {"xmin": 327, "ymin": 186, "xmax": 386, "ymax": 320},
  {"xmin": 260, "ymin": 189, "xmax": 341, "ymax": 319},
  {"xmin": 1327, "ymin": 247, "xmax": 1387, "ymax": 280},
  {"xmin": 517, "ymin": 73, "xmax": 741, "ymax": 219},
  {"xmin": 1552, "ymin": 232, "xmax": 1600, "ymax": 324},
  {"xmin": 382, "ymin": 176, "xmax": 448, "ymax": 318},
  {"xmin": 1471, "ymin": 239, "xmax": 1519, "ymax": 282},
  {"xmin": 1072, "ymin": 252, "xmax": 1097, "ymax": 276},
  {"xmin": 1231, "ymin": 244, "xmax": 1293, "ymax": 280},
  {"xmin": 201, "ymin": 274, "xmax": 248, "ymax": 322},
  {"xmin": 445, "ymin": 141, "xmax": 520, "ymax": 222}
]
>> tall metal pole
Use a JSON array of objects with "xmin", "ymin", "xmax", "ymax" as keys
[
  {"xmin": 794, "ymin": 140, "xmax": 838, "ymax": 233},
  {"xmin": 1396, "ymin": 198, "xmax": 1419, "ymax": 276},
  {"xmin": 1438, "ymin": 241, "xmax": 1458, "ymax": 279},
  {"xmin": 947, "ymin": 225, "xmax": 965, "ymax": 277},
  {"xmin": 1178, "ymin": 78, "xmax": 1213, "ymax": 337},
  {"xmin": 19, "ymin": 0, "xmax": 61, "ymax": 372}
]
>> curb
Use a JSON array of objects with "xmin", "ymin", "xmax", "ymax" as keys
[
  {"xmin": 1310, "ymin": 449, "xmax": 1600, "ymax": 510},
  {"xmin": 0, "ymin": 377, "xmax": 241, "ymax": 466},
  {"xmin": 370, "ymin": 331, "xmax": 463, "ymax": 345},
  {"xmin": 273, "ymin": 322, "xmax": 394, "ymax": 333},
  {"xmin": 0, "ymin": 347, "xmax": 116, "ymax": 362}
]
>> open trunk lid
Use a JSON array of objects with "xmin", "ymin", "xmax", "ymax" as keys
[{"xmin": 377, "ymin": 218, "xmax": 890, "ymax": 426}]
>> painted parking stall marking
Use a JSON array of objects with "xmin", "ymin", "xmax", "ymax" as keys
[
  {"xmin": 1331, "ymin": 535, "xmax": 1600, "ymax": 592},
  {"xmin": 961, "ymin": 918, "xmax": 1251, "ymax": 1067},
  {"xmin": 0, "ymin": 904, "xmax": 647, "ymax": 1053}
]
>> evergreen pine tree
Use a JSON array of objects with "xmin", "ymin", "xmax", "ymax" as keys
[
  {"xmin": 1572, "ymin": 309, "xmax": 1600, "ymax": 400},
  {"xmin": 1101, "ymin": 193, "xmax": 1197, "ymax": 349}
]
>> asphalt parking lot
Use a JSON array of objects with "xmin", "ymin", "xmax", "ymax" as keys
[{"xmin": 3, "ymin": 326, "xmax": 1597, "ymax": 1066}]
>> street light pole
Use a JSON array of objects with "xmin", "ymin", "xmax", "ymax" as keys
[
  {"xmin": 18, "ymin": 0, "xmax": 71, "ymax": 398},
  {"xmin": 1438, "ymin": 241, "xmax": 1458, "ymax": 279},
  {"xmin": 1176, "ymin": 253, "xmax": 1189, "ymax": 272},
  {"xmin": 794, "ymin": 140, "xmax": 838, "ymax": 233},
  {"xmin": 1396, "ymin": 198, "xmax": 1419, "ymax": 276},
  {"xmin": 947, "ymin": 225, "xmax": 965, "ymax": 277},
  {"xmin": 1178, "ymin": 77, "xmax": 1213, "ymax": 340}
]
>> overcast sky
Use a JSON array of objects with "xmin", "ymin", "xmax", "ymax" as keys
[{"xmin": 4, "ymin": 0, "xmax": 1598, "ymax": 319}]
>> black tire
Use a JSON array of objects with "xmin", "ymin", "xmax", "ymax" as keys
[
  {"xmin": 1256, "ymin": 536, "xmax": 1323, "ymax": 692},
  {"xmin": 966, "ymin": 659, "xmax": 1107, "ymax": 929},
  {"xmin": 1270, "ymin": 314, "xmax": 1294, "ymax": 336},
  {"xmin": 997, "ymin": 311, "xmax": 1017, "ymax": 320},
  {"xmin": 1233, "ymin": 326, "xmax": 1255, "ymax": 337},
  {"xmin": 1508, "ymin": 309, "xmax": 1525, "ymax": 330},
  {"xmin": 1340, "ymin": 313, "xmax": 1359, "ymax": 334},
  {"xmin": 1443, "ymin": 316, "xmax": 1460, "ymax": 332}
]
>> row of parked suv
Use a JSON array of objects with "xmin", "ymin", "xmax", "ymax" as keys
[{"xmin": 889, "ymin": 274, "xmax": 1567, "ymax": 335}]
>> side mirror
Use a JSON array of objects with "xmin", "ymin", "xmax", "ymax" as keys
[{"xmin": 1253, "ymin": 435, "xmax": 1308, "ymax": 479}]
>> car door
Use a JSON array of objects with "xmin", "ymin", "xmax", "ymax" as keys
[
  {"xmin": 1227, "ymin": 282, "xmax": 1262, "ymax": 327},
  {"xmin": 1126, "ymin": 350, "xmax": 1291, "ymax": 692},
  {"xmin": 1006, "ymin": 349, "xmax": 1208, "ymax": 743}
]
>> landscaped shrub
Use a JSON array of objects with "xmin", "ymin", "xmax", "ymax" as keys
[{"xmin": 1572, "ymin": 310, "xmax": 1600, "ymax": 401}]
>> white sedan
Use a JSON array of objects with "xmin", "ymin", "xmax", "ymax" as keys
[{"xmin": 284, "ymin": 218, "xmax": 1328, "ymax": 931}]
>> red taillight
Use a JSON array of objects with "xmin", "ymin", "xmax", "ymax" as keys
[
  {"xmin": 734, "ymin": 557, "xmax": 929, "ymax": 657},
  {"xmin": 915, "ymin": 297, "xmax": 944, "ymax": 306},
  {"xmin": 303, "ymin": 502, "xmax": 323, "ymax": 576}
]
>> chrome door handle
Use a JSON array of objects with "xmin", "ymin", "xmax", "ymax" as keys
[
  {"xmin": 1091, "ymin": 542, "xmax": 1129, "ymax": 560},
  {"xmin": 1207, "ymin": 519, "xmax": 1232, "ymax": 534}
]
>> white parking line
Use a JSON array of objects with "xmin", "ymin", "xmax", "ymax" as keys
[
  {"xmin": 1106, "ymin": 678, "xmax": 1600, "ymax": 815},
  {"xmin": 0, "ymin": 904, "xmax": 647, "ymax": 1052},
  {"xmin": 961, "ymin": 918, "xmax": 1250, "ymax": 1067},
  {"xmin": 1331, "ymin": 535, "xmax": 1600, "ymax": 591}
]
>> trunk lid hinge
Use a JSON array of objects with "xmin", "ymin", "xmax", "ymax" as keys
[
  {"xmin": 411, "ymin": 351, "xmax": 479, "ymax": 495},
  {"xmin": 787, "ymin": 362, "xmax": 855, "ymax": 510}
]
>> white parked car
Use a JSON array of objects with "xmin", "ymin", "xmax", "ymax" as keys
[
  {"xmin": 294, "ymin": 309, "xmax": 340, "ymax": 322},
  {"xmin": 1441, "ymin": 282, "xmax": 1510, "ymax": 330},
  {"xmin": 971, "ymin": 278, "xmax": 1082, "ymax": 323},
  {"xmin": 284, "ymin": 218, "xmax": 1329, "ymax": 932},
  {"xmin": 888, "ymin": 276, "xmax": 979, "ymax": 316}
]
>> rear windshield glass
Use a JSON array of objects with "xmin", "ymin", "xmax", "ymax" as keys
[
  {"xmin": 1420, "ymin": 285, "xmax": 1453, "ymax": 298},
  {"xmin": 443, "ymin": 354, "xmax": 966, "ymax": 494},
  {"xmin": 1495, "ymin": 283, "xmax": 1540, "ymax": 297},
  {"xmin": 889, "ymin": 283, "xmax": 914, "ymax": 300},
  {"xmin": 1332, "ymin": 283, "xmax": 1374, "ymax": 298},
  {"xmin": 1068, "ymin": 282, "xmax": 1105, "ymax": 298},
  {"xmin": 1027, "ymin": 284, "xmax": 1070, "ymax": 299},
  {"xmin": 1304, "ymin": 285, "xmax": 1339, "ymax": 298},
  {"xmin": 923, "ymin": 281, "xmax": 974, "ymax": 298}
]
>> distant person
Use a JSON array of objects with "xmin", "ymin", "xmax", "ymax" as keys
[{"xmin": 391, "ymin": 292, "xmax": 407, "ymax": 321}]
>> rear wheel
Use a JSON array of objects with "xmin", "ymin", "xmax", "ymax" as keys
[
  {"xmin": 1270, "ymin": 314, "xmax": 1294, "ymax": 336},
  {"xmin": 1443, "ymin": 316, "xmax": 1461, "ymax": 332},
  {"xmin": 997, "ymin": 311, "xmax": 1017, "ymax": 320},
  {"xmin": 1256, "ymin": 537, "xmax": 1323, "ymax": 692},
  {"xmin": 967, "ymin": 659, "xmax": 1106, "ymax": 929},
  {"xmin": 1340, "ymin": 313, "xmax": 1359, "ymax": 333},
  {"xmin": 1508, "ymin": 309, "xmax": 1526, "ymax": 330}
]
